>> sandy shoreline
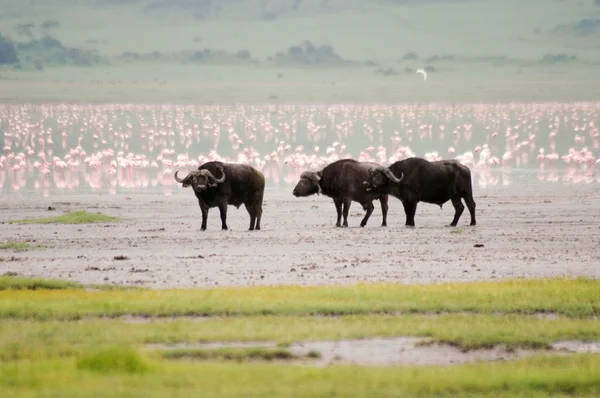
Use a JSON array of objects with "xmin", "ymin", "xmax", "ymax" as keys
[{"xmin": 1, "ymin": 182, "xmax": 599, "ymax": 289}]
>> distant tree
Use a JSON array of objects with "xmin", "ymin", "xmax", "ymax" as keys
[
  {"xmin": 0, "ymin": 34, "xmax": 19, "ymax": 65},
  {"xmin": 39, "ymin": 20, "xmax": 60, "ymax": 37},
  {"xmin": 261, "ymin": 11, "xmax": 276, "ymax": 20},
  {"xmin": 541, "ymin": 54, "xmax": 577, "ymax": 64},
  {"xmin": 15, "ymin": 23, "xmax": 35, "ymax": 39},
  {"xmin": 401, "ymin": 52, "xmax": 418, "ymax": 60},
  {"xmin": 276, "ymin": 40, "xmax": 346, "ymax": 66},
  {"xmin": 235, "ymin": 50, "xmax": 251, "ymax": 60}
]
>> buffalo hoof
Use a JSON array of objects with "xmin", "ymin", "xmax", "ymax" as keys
[
  {"xmin": 222, "ymin": 227, "xmax": 228, "ymax": 231},
  {"xmin": 470, "ymin": 222, "xmax": 476, "ymax": 226}
]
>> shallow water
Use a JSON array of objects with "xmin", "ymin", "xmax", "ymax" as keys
[
  {"xmin": 1, "ymin": 103, "xmax": 598, "ymax": 197},
  {"xmin": 146, "ymin": 338, "xmax": 600, "ymax": 366}
]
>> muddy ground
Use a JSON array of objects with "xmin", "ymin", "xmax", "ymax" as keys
[
  {"xmin": 147, "ymin": 338, "xmax": 600, "ymax": 366},
  {"xmin": 1, "ymin": 182, "xmax": 599, "ymax": 288}
]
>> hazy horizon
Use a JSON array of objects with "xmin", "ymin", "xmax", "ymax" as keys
[{"xmin": 0, "ymin": 0, "xmax": 599, "ymax": 103}]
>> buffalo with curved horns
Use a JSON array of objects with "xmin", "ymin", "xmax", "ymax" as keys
[
  {"xmin": 174, "ymin": 161, "xmax": 265, "ymax": 231},
  {"xmin": 362, "ymin": 157, "xmax": 476, "ymax": 227},
  {"xmin": 293, "ymin": 159, "xmax": 389, "ymax": 228}
]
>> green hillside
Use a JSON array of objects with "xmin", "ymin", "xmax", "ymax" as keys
[{"xmin": 0, "ymin": 0, "xmax": 599, "ymax": 103}]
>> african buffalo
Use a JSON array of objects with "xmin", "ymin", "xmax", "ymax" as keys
[
  {"xmin": 293, "ymin": 159, "xmax": 389, "ymax": 228},
  {"xmin": 174, "ymin": 161, "xmax": 265, "ymax": 231},
  {"xmin": 363, "ymin": 157, "xmax": 476, "ymax": 227}
]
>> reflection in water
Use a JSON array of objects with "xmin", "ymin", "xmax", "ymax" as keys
[{"xmin": 1, "ymin": 103, "xmax": 598, "ymax": 196}]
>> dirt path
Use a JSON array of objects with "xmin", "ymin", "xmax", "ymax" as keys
[{"xmin": 1, "ymin": 182, "xmax": 599, "ymax": 288}]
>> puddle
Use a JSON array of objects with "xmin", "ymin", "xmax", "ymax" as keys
[
  {"xmin": 288, "ymin": 338, "xmax": 529, "ymax": 366},
  {"xmin": 551, "ymin": 341, "xmax": 600, "ymax": 353},
  {"xmin": 145, "ymin": 338, "xmax": 600, "ymax": 366}
]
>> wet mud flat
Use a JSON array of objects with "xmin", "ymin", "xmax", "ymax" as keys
[
  {"xmin": 146, "ymin": 338, "xmax": 600, "ymax": 366},
  {"xmin": 1, "ymin": 183, "xmax": 599, "ymax": 288}
]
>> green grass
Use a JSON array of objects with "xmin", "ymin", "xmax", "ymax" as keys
[
  {"xmin": 0, "ymin": 354, "xmax": 598, "ymax": 397},
  {"xmin": 1, "ymin": 314, "xmax": 599, "ymax": 361},
  {"xmin": 158, "ymin": 347, "xmax": 311, "ymax": 362},
  {"xmin": 0, "ymin": 278, "xmax": 597, "ymax": 320},
  {"xmin": 0, "ymin": 276, "xmax": 598, "ymax": 396},
  {"xmin": 0, "ymin": 276, "xmax": 82, "ymax": 291},
  {"xmin": 3, "ymin": 314, "xmax": 600, "ymax": 361},
  {"xmin": 76, "ymin": 347, "xmax": 151, "ymax": 374},
  {"xmin": 0, "ymin": 242, "xmax": 43, "ymax": 252},
  {"xmin": 8, "ymin": 210, "xmax": 119, "ymax": 225}
]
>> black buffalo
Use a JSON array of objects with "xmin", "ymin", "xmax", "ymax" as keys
[
  {"xmin": 293, "ymin": 159, "xmax": 389, "ymax": 228},
  {"xmin": 174, "ymin": 161, "xmax": 265, "ymax": 231},
  {"xmin": 363, "ymin": 157, "xmax": 476, "ymax": 227}
]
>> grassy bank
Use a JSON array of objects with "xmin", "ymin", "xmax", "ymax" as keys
[
  {"xmin": 1, "ymin": 276, "xmax": 598, "ymax": 397},
  {"xmin": 8, "ymin": 211, "xmax": 119, "ymax": 225}
]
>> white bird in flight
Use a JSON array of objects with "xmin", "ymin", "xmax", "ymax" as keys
[{"xmin": 415, "ymin": 69, "xmax": 427, "ymax": 81}]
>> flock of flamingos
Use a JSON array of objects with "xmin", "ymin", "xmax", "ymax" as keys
[{"xmin": 1, "ymin": 103, "xmax": 599, "ymax": 197}]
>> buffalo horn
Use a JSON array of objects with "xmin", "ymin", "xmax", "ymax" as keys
[
  {"xmin": 377, "ymin": 166, "xmax": 404, "ymax": 184},
  {"xmin": 300, "ymin": 171, "xmax": 322, "ymax": 195},
  {"xmin": 200, "ymin": 166, "xmax": 226, "ymax": 184},
  {"xmin": 174, "ymin": 170, "xmax": 187, "ymax": 183}
]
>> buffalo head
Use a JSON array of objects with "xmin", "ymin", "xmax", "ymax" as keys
[
  {"xmin": 174, "ymin": 166, "xmax": 226, "ymax": 192},
  {"xmin": 293, "ymin": 171, "xmax": 322, "ymax": 197},
  {"xmin": 363, "ymin": 166, "xmax": 404, "ymax": 192}
]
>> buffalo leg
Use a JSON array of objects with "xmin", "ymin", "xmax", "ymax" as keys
[
  {"xmin": 218, "ymin": 202, "xmax": 228, "ymax": 230},
  {"xmin": 245, "ymin": 203, "xmax": 256, "ymax": 231},
  {"xmin": 464, "ymin": 195, "xmax": 476, "ymax": 226},
  {"xmin": 360, "ymin": 201, "xmax": 374, "ymax": 227},
  {"xmin": 342, "ymin": 198, "xmax": 352, "ymax": 228},
  {"xmin": 380, "ymin": 195, "xmax": 389, "ymax": 227},
  {"xmin": 199, "ymin": 201, "xmax": 209, "ymax": 231},
  {"xmin": 254, "ymin": 192, "xmax": 264, "ymax": 231},
  {"xmin": 402, "ymin": 201, "xmax": 417, "ymax": 227},
  {"xmin": 255, "ymin": 204, "xmax": 263, "ymax": 231},
  {"xmin": 333, "ymin": 198, "xmax": 343, "ymax": 227},
  {"xmin": 449, "ymin": 196, "xmax": 465, "ymax": 227}
]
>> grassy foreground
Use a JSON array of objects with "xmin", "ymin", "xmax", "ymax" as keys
[
  {"xmin": 0, "ymin": 276, "xmax": 598, "ymax": 397},
  {"xmin": 1, "ymin": 354, "xmax": 598, "ymax": 398}
]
